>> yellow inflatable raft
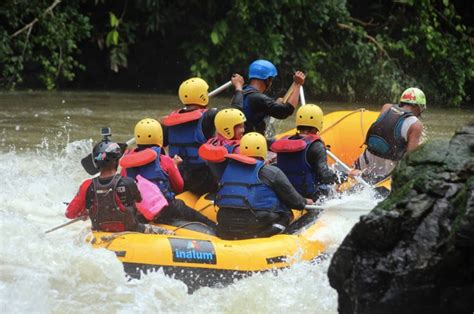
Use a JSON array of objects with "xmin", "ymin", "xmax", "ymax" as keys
[{"xmin": 90, "ymin": 109, "xmax": 386, "ymax": 290}]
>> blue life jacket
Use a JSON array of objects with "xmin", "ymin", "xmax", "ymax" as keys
[
  {"xmin": 272, "ymin": 135, "xmax": 320, "ymax": 198},
  {"xmin": 215, "ymin": 158, "xmax": 287, "ymax": 213},
  {"xmin": 365, "ymin": 105, "xmax": 414, "ymax": 160},
  {"xmin": 165, "ymin": 109, "xmax": 207, "ymax": 166},
  {"xmin": 242, "ymin": 85, "xmax": 265, "ymax": 132},
  {"xmin": 125, "ymin": 146, "xmax": 175, "ymax": 201}
]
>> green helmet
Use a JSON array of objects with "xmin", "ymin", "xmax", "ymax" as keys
[{"xmin": 400, "ymin": 87, "xmax": 426, "ymax": 112}]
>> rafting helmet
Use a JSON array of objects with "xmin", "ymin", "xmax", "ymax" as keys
[
  {"xmin": 400, "ymin": 87, "xmax": 426, "ymax": 113},
  {"xmin": 178, "ymin": 77, "xmax": 209, "ymax": 106},
  {"xmin": 296, "ymin": 104, "xmax": 323, "ymax": 131},
  {"xmin": 134, "ymin": 118, "xmax": 163, "ymax": 146},
  {"xmin": 240, "ymin": 132, "xmax": 267, "ymax": 159},
  {"xmin": 215, "ymin": 108, "xmax": 247, "ymax": 139},
  {"xmin": 92, "ymin": 140, "xmax": 122, "ymax": 169},
  {"xmin": 248, "ymin": 59, "xmax": 278, "ymax": 80}
]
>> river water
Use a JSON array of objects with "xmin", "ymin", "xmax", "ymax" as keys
[{"xmin": 0, "ymin": 91, "xmax": 472, "ymax": 313}]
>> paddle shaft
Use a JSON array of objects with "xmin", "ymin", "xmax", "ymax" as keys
[
  {"xmin": 44, "ymin": 217, "xmax": 84, "ymax": 234},
  {"xmin": 326, "ymin": 150, "xmax": 372, "ymax": 189},
  {"xmin": 305, "ymin": 205, "xmax": 324, "ymax": 211}
]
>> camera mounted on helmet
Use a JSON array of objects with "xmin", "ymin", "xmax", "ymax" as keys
[{"xmin": 92, "ymin": 127, "xmax": 122, "ymax": 169}]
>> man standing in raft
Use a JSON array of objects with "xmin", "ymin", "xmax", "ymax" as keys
[
  {"xmin": 210, "ymin": 132, "xmax": 313, "ymax": 240},
  {"xmin": 354, "ymin": 87, "xmax": 426, "ymax": 183},
  {"xmin": 231, "ymin": 59, "xmax": 305, "ymax": 135},
  {"xmin": 120, "ymin": 118, "xmax": 216, "ymax": 228},
  {"xmin": 271, "ymin": 105, "xmax": 359, "ymax": 201},
  {"xmin": 65, "ymin": 135, "xmax": 169, "ymax": 234}
]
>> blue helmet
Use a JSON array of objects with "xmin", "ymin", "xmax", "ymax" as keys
[{"xmin": 248, "ymin": 59, "xmax": 278, "ymax": 80}]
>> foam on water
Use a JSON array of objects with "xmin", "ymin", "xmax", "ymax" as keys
[{"xmin": 0, "ymin": 136, "xmax": 381, "ymax": 313}]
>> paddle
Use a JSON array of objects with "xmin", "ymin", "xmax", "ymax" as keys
[
  {"xmin": 44, "ymin": 216, "xmax": 85, "ymax": 234},
  {"xmin": 80, "ymin": 80, "xmax": 233, "ymax": 175},
  {"xmin": 265, "ymin": 82, "xmax": 297, "ymax": 137},
  {"xmin": 298, "ymin": 86, "xmax": 373, "ymax": 190}
]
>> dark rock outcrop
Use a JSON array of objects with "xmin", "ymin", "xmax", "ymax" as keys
[{"xmin": 328, "ymin": 123, "xmax": 474, "ymax": 314}]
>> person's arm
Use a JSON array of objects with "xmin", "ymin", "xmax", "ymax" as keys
[
  {"xmin": 160, "ymin": 155, "xmax": 184, "ymax": 193},
  {"xmin": 251, "ymin": 93, "xmax": 295, "ymax": 119},
  {"xmin": 285, "ymin": 71, "xmax": 305, "ymax": 109},
  {"xmin": 308, "ymin": 141, "xmax": 338, "ymax": 184},
  {"xmin": 65, "ymin": 179, "xmax": 92, "ymax": 219},
  {"xmin": 260, "ymin": 165, "xmax": 307, "ymax": 210},
  {"xmin": 406, "ymin": 121, "xmax": 423, "ymax": 153}
]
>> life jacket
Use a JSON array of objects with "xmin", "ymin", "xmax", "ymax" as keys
[
  {"xmin": 365, "ymin": 105, "xmax": 414, "ymax": 161},
  {"xmin": 88, "ymin": 175, "xmax": 135, "ymax": 232},
  {"xmin": 206, "ymin": 136, "xmax": 240, "ymax": 153},
  {"xmin": 215, "ymin": 154, "xmax": 287, "ymax": 213},
  {"xmin": 121, "ymin": 146, "xmax": 175, "ymax": 201},
  {"xmin": 242, "ymin": 85, "xmax": 264, "ymax": 132},
  {"xmin": 162, "ymin": 108, "xmax": 207, "ymax": 166},
  {"xmin": 271, "ymin": 134, "xmax": 321, "ymax": 197}
]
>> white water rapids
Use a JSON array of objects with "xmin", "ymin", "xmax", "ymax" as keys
[
  {"xmin": 0, "ymin": 137, "xmax": 380, "ymax": 313},
  {"xmin": 4, "ymin": 91, "xmax": 468, "ymax": 313}
]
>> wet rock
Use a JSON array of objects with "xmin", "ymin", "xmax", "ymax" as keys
[{"xmin": 328, "ymin": 123, "xmax": 474, "ymax": 314}]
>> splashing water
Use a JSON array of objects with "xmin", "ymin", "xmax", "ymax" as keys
[{"xmin": 0, "ymin": 137, "xmax": 381, "ymax": 313}]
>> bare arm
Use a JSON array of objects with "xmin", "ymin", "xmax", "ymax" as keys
[{"xmin": 406, "ymin": 121, "xmax": 423, "ymax": 153}]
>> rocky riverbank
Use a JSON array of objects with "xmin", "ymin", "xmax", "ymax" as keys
[{"xmin": 328, "ymin": 123, "xmax": 474, "ymax": 313}]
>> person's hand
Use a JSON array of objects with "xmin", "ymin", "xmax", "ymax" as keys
[
  {"xmin": 293, "ymin": 71, "xmax": 305, "ymax": 86},
  {"xmin": 347, "ymin": 169, "xmax": 362, "ymax": 178},
  {"xmin": 305, "ymin": 198, "xmax": 314, "ymax": 205},
  {"xmin": 231, "ymin": 73, "xmax": 244, "ymax": 91},
  {"xmin": 173, "ymin": 155, "xmax": 183, "ymax": 166},
  {"xmin": 276, "ymin": 97, "xmax": 284, "ymax": 104}
]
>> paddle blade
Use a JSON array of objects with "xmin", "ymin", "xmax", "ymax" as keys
[{"xmin": 81, "ymin": 154, "xmax": 99, "ymax": 175}]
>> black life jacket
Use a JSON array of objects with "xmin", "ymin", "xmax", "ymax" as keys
[
  {"xmin": 365, "ymin": 105, "xmax": 414, "ymax": 161},
  {"xmin": 88, "ymin": 175, "xmax": 137, "ymax": 232}
]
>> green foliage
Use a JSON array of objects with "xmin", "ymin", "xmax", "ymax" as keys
[
  {"xmin": 0, "ymin": 0, "xmax": 472, "ymax": 106},
  {"xmin": 0, "ymin": 0, "xmax": 91, "ymax": 89}
]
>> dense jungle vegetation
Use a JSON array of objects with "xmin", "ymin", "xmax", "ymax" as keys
[{"xmin": 1, "ymin": 0, "xmax": 473, "ymax": 106}]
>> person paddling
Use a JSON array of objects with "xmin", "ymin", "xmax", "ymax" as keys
[
  {"xmin": 162, "ymin": 76, "xmax": 243, "ymax": 195},
  {"xmin": 65, "ymin": 132, "xmax": 169, "ymax": 234},
  {"xmin": 120, "ymin": 119, "xmax": 216, "ymax": 228},
  {"xmin": 271, "ymin": 105, "xmax": 360, "ymax": 201},
  {"xmin": 354, "ymin": 87, "xmax": 426, "ymax": 183},
  {"xmin": 231, "ymin": 59, "xmax": 305, "ymax": 135},
  {"xmin": 207, "ymin": 132, "xmax": 313, "ymax": 240}
]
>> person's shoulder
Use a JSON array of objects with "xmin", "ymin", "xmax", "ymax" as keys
[
  {"xmin": 119, "ymin": 176, "xmax": 137, "ymax": 186},
  {"xmin": 408, "ymin": 120, "xmax": 423, "ymax": 134},
  {"xmin": 381, "ymin": 103, "xmax": 392, "ymax": 113},
  {"xmin": 205, "ymin": 107, "xmax": 219, "ymax": 118}
]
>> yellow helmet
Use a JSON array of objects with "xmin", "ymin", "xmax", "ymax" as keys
[
  {"xmin": 178, "ymin": 77, "xmax": 209, "ymax": 106},
  {"xmin": 215, "ymin": 108, "xmax": 246, "ymax": 139},
  {"xmin": 134, "ymin": 118, "xmax": 163, "ymax": 146},
  {"xmin": 240, "ymin": 132, "xmax": 267, "ymax": 159},
  {"xmin": 296, "ymin": 104, "xmax": 323, "ymax": 131}
]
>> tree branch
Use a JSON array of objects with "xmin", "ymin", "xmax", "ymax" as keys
[
  {"xmin": 337, "ymin": 23, "xmax": 391, "ymax": 59},
  {"xmin": 10, "ymin": 0, "xmax": 62, "ymax": 38}
]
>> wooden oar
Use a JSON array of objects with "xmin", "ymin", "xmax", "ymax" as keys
[{"xmin": 81, "ymin": 81, "xmax": 233, "ymax": 175}]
